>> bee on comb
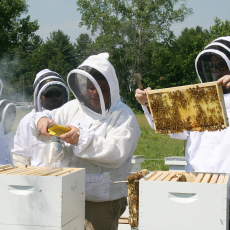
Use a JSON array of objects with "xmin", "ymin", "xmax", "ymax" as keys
[{"xmin": 146, "ymin": 82, "xmax": 228, "ymax": 134}]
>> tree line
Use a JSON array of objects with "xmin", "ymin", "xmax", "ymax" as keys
[{"xmin": 0, "ymin": 0, "xmax": 230, "ymax": 111}]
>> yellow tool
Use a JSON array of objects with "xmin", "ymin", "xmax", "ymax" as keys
[{"xmin": 48, "ymin": 124, "xmax": 71, "ymax": 137}]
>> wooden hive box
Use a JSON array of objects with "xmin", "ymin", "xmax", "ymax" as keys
[
  {"xmin": 0, "ymin": 164, "xmax": 85, "ymax": 230},
  {"xmin": 139, "ymin": 171, "xmax": 230, "ymax": 230},
  {"xmin": 146, "ymin": 81, "xmax": 229, "ymax": 134}
]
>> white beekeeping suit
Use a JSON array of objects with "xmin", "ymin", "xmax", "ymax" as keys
[
  {"xmin": 12, "ymin": 69, "xmax": 69, "ymax": 167},
  {"xmin": 30, "ymin": 53, "xmax": 141, "ymax": 202},
  {"xmin": 0, "ymin": 79, "xmax": 16, "ymax": 165},
  {"xmin": 143, "ymin": 36, "xmax": 230, "ymax": 173}
]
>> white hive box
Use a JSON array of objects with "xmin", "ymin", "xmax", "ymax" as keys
[
  {"xmin": 139, "ymin": 171, "xmax": 230, "ymax": 230},
  {"xmin": 0, "ymin": 164, "xmax": 85, "ymax": 230},
  {"xmin": 165, "ymin": 156, "xmax": 187, "ymax": 171},
  {"xmin": 132, "ymin": 155, "xmax": 145, "ymax": 172}
]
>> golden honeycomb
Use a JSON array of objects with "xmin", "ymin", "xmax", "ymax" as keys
[
  {"xmin": 146, "ymin": 82, "xmax": 228, "ymax": 134},
  {"xmin": 126, "ymin": 169, "xmax": 149, "ymax": 227}
]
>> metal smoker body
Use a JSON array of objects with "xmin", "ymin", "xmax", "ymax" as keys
[{"xmin": 45, "ymin": 136, "xmax": 67, "ymax": 165}]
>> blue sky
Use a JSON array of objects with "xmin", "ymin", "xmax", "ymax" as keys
[{"xmin": 26, "ymin": 0, "xmax": 230, "ymax": 43}]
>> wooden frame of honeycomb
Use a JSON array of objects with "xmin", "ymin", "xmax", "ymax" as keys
[
  {"xmin": 146, "ymin": 81, "xmax": 229, "ymax": 134},
  {"xmin": 126, "ymin": 169, "xmax": 149, "ymax": 228}
]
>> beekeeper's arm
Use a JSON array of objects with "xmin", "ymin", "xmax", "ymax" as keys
[
  {"xmin": 135, "ymin": 87, "xmax": 154, "ymax": 128},
  {"xmin": 32, "ymin": 104, "xmax": 140, "ymax": 168},
  {"xmin": 30, "ymin": 101, "xmax": 79, "ymax": 143},
  {"xmin": 61, "ymin": 110, "xmax": 141, "ymax": 169}
]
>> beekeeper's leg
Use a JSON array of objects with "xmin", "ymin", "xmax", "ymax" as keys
[{"xmin": 85, "ymin": 197, "xmax": 127, "ymax": 230}]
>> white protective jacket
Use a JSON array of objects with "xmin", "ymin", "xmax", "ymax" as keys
[
  {"xmin": 143, "ymin": 94, "xmax": 230, "ymax": 173},
  {"xmin": 30, "ymin": 53, "xmax": 141, "ymax": 202},
  {"xmin": 0, "ymin": 122, "xmax": 14, "ymax": 165},
  {"xmin": 0, "ymin": 79, "xmax": 15, "ymax": 165},
  {"xmin": 12, "ymin": 69, "xmax": 69, "ymax": 167}
]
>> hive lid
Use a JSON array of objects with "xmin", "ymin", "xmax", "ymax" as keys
[
  {"xmin": 132, "ymin": 155, "xmax": 145, "ymax": 159},
  {"xmin": 165, "ymin": 156, "xmax": 187, "ymax": 166}
]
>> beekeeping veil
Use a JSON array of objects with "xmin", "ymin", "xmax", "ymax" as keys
[
  {"xmin": 0, "ymin": 79, "xmax": 16, "ymax": 135},
  {"xmin": 33, "ymin": 69, "xmax": 69, "ymax": 112},
  {"xmin": 0, "ymin": 100, "xmax": 16, "ymax": 135},
  {"xmin": 67, "ymin": 53, "xmax": 120, "ymax": 116},
  {"xmin": 195, "ymin": 36, "xmax": 230, "ymax": 83}
]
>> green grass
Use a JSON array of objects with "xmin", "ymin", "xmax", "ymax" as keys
[
  {"xmin": 134, "ymin": 114, "xmax": 185, "ymax": 171},
  {"xmin": 12, "ymin": 110, "xmax": 185, "ymax": 171}
]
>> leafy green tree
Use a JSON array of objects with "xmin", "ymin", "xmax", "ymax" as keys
[
  {"xmin": 46, "ymin": 30, "xmax": 76, "ymax": 75},
  {"xmin": 143, "ymin": 26, "xmax": 210, "ymax": 96},
  {"xmin": 75, "ymin": 33, "xmax": 95, "ymax": 66},
  {"xmin": 1, "ymin": 35, "xmax": 44, "ymax": 101},
  {"xmin": 0, "ymin": 0, "xmax": 39, "ymax": 56},
  {"xmin": 76, "ymin": 0, "xmax": 193, "ymax": 108},
  {"xmin": 7, "ymin": 30, "xmax": 77, "ymax": 101},
  {"xmin": 21, "ymin": 30, "xmax": 75, "ymax": 81},
  {"xmin": 209, "ymin": 17, "xmax": 230, "ymax": 42}
]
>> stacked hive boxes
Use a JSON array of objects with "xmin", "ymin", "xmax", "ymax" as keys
[
  {"xmin": 0, "ymin": 164, "xmax": 85, "ymax": 230},
  {"xmin": 139, "ymin": 171, "xmax": 230, "ymax": 230}
]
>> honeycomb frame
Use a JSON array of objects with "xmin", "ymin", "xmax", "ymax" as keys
[{"xmin": 146, "ymin": 82, "xmax": 229, "ymax": 134}]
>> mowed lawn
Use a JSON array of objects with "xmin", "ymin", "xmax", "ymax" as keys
[
  {"xmin": 12, "ymin": 109, "xmax": 185, "ymax": 171},
  {"xmin": 135, "ymin": 114, "xmax": 185, "ymax": 171}
]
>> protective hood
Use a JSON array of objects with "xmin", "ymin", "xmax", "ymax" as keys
[
  {"xmin": 195, "ymin": 36, "xmax": 230, "ymax": 83},
  {"xmin": 0, "ymin": 79, "xmax": 2, "ymax": 98},
  {"xmin": 0, "ymin": 99, "xmax": 16, "ymax": 135},
  {"xmin": 33, "ymin": 69, "xmax": 69, "ymax": 112},
  {"xmin": 67, "ymin": 53, "xmax": 121, "ymax": 117}
]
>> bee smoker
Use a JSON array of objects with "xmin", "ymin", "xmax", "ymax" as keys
[{"xmin": 45, "ymin": 136, "xmax": 67, "ymax": 166}]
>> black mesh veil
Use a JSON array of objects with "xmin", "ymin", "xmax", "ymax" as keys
[
  {"xmin": 0, "ymin": 100, "xmax": 16, "ymax": 134},
  {"xmin": 195, "ymin": 42, "xmax": 230, "ymax": 83},
  {"xmin": 68, "ymin": 66, "xmax": 111, "ymax": 115},
  {"xmin": 68, "ymin": 72, "xmax": 90, "ymax": 108}
]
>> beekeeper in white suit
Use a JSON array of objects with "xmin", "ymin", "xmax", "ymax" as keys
[
  {"xmin": 12, "ymin": 69, "xmax": 69, "ymax": 166},
  {"xmin": 30, "ymin": 53, "xmax": 141, "ymax": 230},
  {"xmin": 0, "ymin": 79, "xmax": 16, "ymax": 166},
  {"xmin": 135, "ymin": 36, "xmax": 230, "ymax": 173}
]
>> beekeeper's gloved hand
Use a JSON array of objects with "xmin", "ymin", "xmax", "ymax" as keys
[
  {"xmin": 218, "ymin": 75, "xmax": 230, "ymax": 88},
  {"xmin": 37, "ymin": 117, "xmax": 53, "ymax": 137},
  {"xmin": 60, "ymin": 124, "xmax": 80, "ymax": 145},
  {"xmin": 135, "ymin": 87, "xmax": 151, "ymax": 106}
]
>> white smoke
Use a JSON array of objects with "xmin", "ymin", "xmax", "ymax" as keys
[
  {"xmin": 0, "ymin": 55, "xmax": 32, "ymax": 103},
  {"xmin": 0, "ymin": 55, "xmax": 32, "ymax": 134}
]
